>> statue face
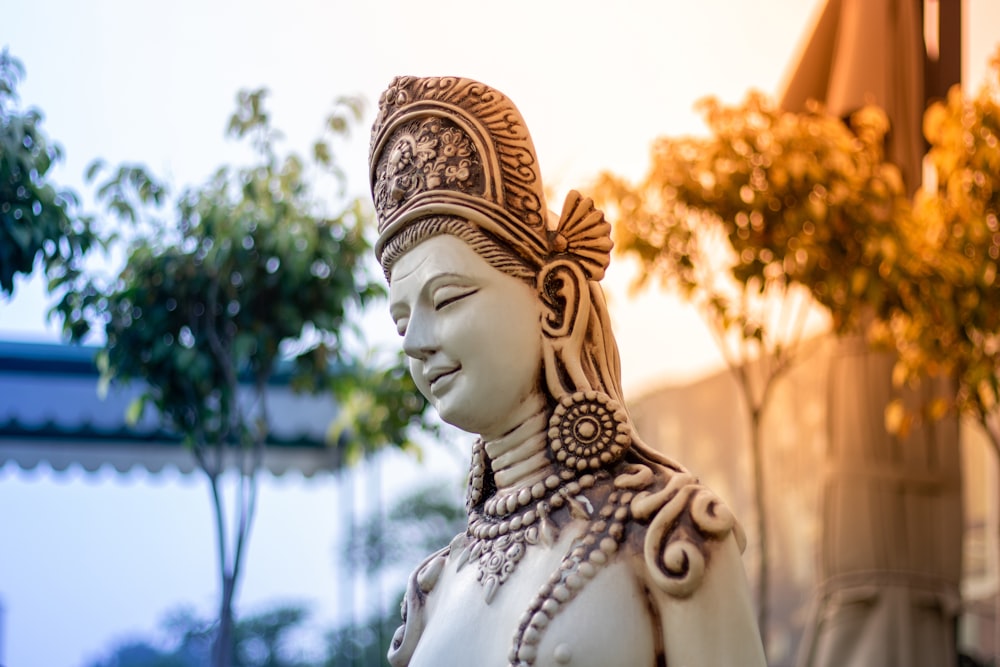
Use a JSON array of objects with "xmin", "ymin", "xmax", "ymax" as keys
[{"xmin": 389, "ymin": 234, "xmax": 544, "ymax": 440}]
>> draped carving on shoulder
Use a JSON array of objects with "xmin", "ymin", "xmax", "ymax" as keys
[
  {"xmin": 616, "ymin": 458, "xmax": 743, "ymax": 598},
  {"xmin": 388, "ymin": 546, "xmax": 451, "ymax": 667}
]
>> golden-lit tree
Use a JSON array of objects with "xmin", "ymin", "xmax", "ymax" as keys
[
  {"xmin": 595, "ymin": 92, "xmax": 910, "ymax": 648},
  {"xmin": 868, "ymin": 48, "xmax": 1000, "ymax": 667},
  {"xmin": 890, "ymin": 50, "xmax": 1000, "ymax": 452}
]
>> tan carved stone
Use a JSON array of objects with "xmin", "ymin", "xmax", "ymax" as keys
[{"xmin": 370, "ymin": 76, "xmax": 766, "ymax": 667}]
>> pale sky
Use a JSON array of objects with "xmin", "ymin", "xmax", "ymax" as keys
[{"xmin": 2, "ymin": 1, "xmax": 999, "ymax": 665}]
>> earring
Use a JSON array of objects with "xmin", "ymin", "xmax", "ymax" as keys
[{"xmin": 548, "ymin": 391, "xmax": 631, "ymax": 473}]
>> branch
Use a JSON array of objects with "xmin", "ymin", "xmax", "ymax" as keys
[{"xmin": 206, "ymin": 465, "xmax": 230, "ymax": 577}]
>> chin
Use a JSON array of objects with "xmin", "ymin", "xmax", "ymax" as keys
[
  {"xmin": 436, "ymin": 404, "xmax": 495, "ymax": 438},
  {"xmin": 437, "ymin": 409, "xmax": 477, "ymax": 435}
]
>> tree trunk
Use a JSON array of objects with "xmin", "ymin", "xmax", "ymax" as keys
[
  {"xmin": 750, "ymin": 409, "xmax": 770, "ymax": 651},
  {"xmin": 213, "ymin": 573, "xmax": 236, "ymax": 667},
  {"xmin": 796, "ymin": 336, "xmax": 963, "ymax": 667}
]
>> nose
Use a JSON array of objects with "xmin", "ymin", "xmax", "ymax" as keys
[{"xmin": 402, "ymin": 310, "xmax": 437, "ymax": 361}]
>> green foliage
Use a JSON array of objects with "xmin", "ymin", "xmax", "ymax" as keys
[
  {"xmin": 344, "ymin": 481, "xmax": 466, "ymax": 573},
  {"xmin": 63, "ymin": 86, "xmax": 432, "ymax": 667},
  {"xmin": 322, "ymin": 610, "xmax": 402, "ymax": 667},
  {"xmin": 89, "ymin": 600, "xmax": 410, "ymax": 667},
  {"xmin": 333, "ymin": 480, "xmax": 466, "ymax": 667},
  {"xmin": 0, "ymin": 49, "xmax": 99, "ymax": 298},
  {"xmin": 65, "ymin": 86, "xmax": 425, "ymax": 457},
  {"xmin": 86, "ymin": 603, "xmax": 321, "ymax": 667},
  {"xmin": 326, "ymin": 356, "xmax": 435, "ymax": 464}
]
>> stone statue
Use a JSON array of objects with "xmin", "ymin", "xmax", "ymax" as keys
[{"xmin": 369, "ymin": 76, "xmax": 766, "ymax": 667}]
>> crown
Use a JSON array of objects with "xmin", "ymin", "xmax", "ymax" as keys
[{"xmin": 369, "ymin": 76, "xmax": 612, "ymax": 280}]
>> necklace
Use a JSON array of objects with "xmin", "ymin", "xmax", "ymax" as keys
[
  {"xmin": 505, "ymin": 484, "xmax": 635, "ymax": 667},
  {"xmin": 460, "ymin": 392, "xmax": 634, "ymax": 605},
  {"xmin": 462, "ymin": 444, "xmax": 602, "ymax": 603}
]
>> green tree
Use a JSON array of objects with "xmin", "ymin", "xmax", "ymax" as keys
[
  {"xmin": 595, "ymin": 92, "xmax": 909, "ymax": 650},
  {"xmin": 344, "ymin": 481, "xmax": 466, "ymax": 574},
  {"xmin": 322, "ymin": 611, "xmax": 401, "ymax": 667},
  {"xmin": 0, "ymin": 49, "xmax": 99, "ymax": 306},
  {"xmin": 334, "ymin": 481, "xmax": 466, "ymax": 666},
  {"xmin": 86, "ymin": 603, "xmax": 322, "ymax": 667},
  {"xmin": 65, "ymin": 88, "xmax": 430, "ymax": 667}
]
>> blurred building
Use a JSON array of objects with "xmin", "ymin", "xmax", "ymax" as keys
[{"xmin": 0, "ymin": 340, "xmax": 344, "ymax": 476}]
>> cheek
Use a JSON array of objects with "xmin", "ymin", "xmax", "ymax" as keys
[
  {"xmin": 409, "ymin": 357, "xmax": 432, "ymax": 400},
  {"xmin": 480, "ymin": 314, "xmax": 543, "ymax": 385}
]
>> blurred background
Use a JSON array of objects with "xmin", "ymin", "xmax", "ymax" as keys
[{"xmin": 3, "ymin": 1, "xmax": 1000, "ymax": 666}]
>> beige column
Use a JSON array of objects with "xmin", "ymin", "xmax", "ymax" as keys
[{"xmin": 797, "ymin": 337, "xmax": 963, "ymax": 667}]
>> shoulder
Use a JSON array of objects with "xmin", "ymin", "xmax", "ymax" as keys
[
  {"xmin": 613, "ymin": 452, "xmax": 746, "ymax": 599},
  {"xmin": 387, "ymin": 545, "xmax": 451, "ymax": 667}
]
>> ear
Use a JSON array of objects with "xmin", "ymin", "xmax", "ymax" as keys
[
  {"xmin": 538, "ymin": 260, "xmax": 593, "ymax": 395},
  {"xmin": 537, "ymin": 260, "xmax": 589, "ymax": 340}
]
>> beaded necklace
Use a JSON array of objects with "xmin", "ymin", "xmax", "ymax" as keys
[
  {"xmin": 461, "ymin": 443, "xmax": 602, "ymax": 603},
  {"xmin": 456, "ymin": 391, "xmax": 638, "ymax": 666}
]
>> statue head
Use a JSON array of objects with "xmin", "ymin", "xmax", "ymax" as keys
[{"xmin": 370, "ymin": 76, "xmax": 628, "ymax": 455}]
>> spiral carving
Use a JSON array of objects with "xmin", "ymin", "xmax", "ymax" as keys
[{"xmin": 629, "ymin": 466, "xmax": 736, "ymax": 598}]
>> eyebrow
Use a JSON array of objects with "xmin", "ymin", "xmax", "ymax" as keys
[
  {"xmin": 389, "ymin": 270, "xmax": 476, "ymax": 318},
  {"xmin": 426, "ymin": 271, "xmax": 472, "ymax": 288}
]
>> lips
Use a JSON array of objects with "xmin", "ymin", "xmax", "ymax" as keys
[{"xmin": 426, "ymin": 364, "xmax": 460, "ymax": 389}]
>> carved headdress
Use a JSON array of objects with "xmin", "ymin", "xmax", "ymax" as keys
[{"xmin": 369, "ymin": 76, "xmax": 612, "ymax": 281}]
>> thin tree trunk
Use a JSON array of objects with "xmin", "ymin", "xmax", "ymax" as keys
[
  {"xmin": 207, "ymin": 467, "xmax": 234, "ymax": 667},
  {"xmin": 214, "ymin": 572, "xmax": 236, "ymax": 667},
  {"xmin": 209, "ymin": 462, "xmax": 259, "ymax": 667},
  {"xmin": 749, "ymin": 408, "xmax": 769, "ymax": 649}
]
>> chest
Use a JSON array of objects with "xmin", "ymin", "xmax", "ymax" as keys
[{"xmin": 406, "ymin": 528, "xmax": 658, "ymax": 667}]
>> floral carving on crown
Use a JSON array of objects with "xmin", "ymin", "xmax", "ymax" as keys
[
  {"xmin": 370, "ymin": 76, "xmax": 547, "ymax": 239},
  {"xmin": 373, "ymin": 117, "xmax": 484, "ymax": 222}
]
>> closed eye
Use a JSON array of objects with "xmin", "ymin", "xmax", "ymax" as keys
[{"xmin": 434, "ymin": 287, "xmax": 478, "ymax": 311}]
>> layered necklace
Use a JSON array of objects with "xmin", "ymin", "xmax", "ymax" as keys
[
  {"xmin": 453, "ymin": 391, "xmax": 640, "ymax": 667},
  {"xmin": 458, "ymin": 391, "xmax": 634, "ymax": 603},
  {"xmin": 463, "ymin": 448, "xmax": 602, "ymax": 603}
]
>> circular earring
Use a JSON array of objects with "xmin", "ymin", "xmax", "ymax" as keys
[{"xmin": 548, "ymin": 390, "xmax": 631, "ymax": 472}]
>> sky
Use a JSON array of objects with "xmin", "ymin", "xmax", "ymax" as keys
[{"xmin": 2, "ymin": 1, "xmax": 1000, "ymax": 665}]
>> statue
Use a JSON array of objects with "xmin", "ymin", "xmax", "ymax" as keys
[{"xmin": 369, "ymin": 76, "xmax": 767, "ymax": 667}]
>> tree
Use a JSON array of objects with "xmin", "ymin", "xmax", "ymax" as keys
[
  {"xmin": 344, "ymin": 482, "xmax": 466, "ymax": 575},
  {"xmin": 892, "ymin": 49, "xmax": 1000, "ymax": 452},
  {"xmin": 86, "ymin": 603, "xmax": 322, "ymax": 667},
  {"xmin": 888, "ymin": 49, "xmax": 1000, "ymax": 666},
  {"xmin": 333, "ymin": 480, "xmax": 466, "ymax": 667},
  {"xmin": 595, "ymin": 91, "xmax": 909, "ymax": 650},
  {"xmin": 0, "ymin": 49, "xmax": 99, "ymax": 308},
  {"xmin": 64, "ymin": 88, "xmax": 430, "ymax": 667},
  {"xmin": 84, "ymin": 481, "xmax": 466, "ymax": 667}
]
